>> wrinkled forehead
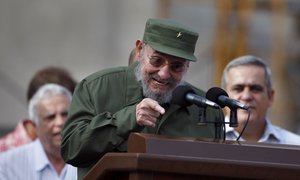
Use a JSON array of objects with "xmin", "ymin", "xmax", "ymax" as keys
[{"xmin": 228, "ymin": 65, "xmax": 267, "ymax": 85}]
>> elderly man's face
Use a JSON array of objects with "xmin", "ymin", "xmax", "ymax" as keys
[
  {"xmin": 36, "ymin": 94, "xmax": 70, "ymax": 155},
  {"xmin": 136, "ymin": 44, "xmax": 189, "ymax": 104}
]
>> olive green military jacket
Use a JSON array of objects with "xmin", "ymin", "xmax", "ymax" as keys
[{"xmin": 61, "ymin": 62, "xmax": 221, "ymax": 179}]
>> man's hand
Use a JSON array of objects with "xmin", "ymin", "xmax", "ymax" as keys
[{"xmin": 136, "ymin": 98, "xmax": 165, "ymax": 127}]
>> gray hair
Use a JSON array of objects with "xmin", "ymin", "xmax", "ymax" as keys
[
  {"xmin": 221, "ymin": 55, "xmax": 273, "ymax": 93},
  {"xmin": 28, "ymin": 83, "xmax": 72, "ymax": 124}
]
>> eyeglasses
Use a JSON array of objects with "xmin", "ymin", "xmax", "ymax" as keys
[{"xmin": 147, "ymin": 53, "xmax": 188, "ymax": 73}]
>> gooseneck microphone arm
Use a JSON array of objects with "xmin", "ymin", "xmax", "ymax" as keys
[
  {"xmin": 171, "ymin": 85, "xmax": 220, "ymax": 109},
  {"xmin": 206, "ymin": 87, "xmax": 249, "ymax": 110}
]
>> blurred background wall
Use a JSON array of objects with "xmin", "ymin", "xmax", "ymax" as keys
[{"xmin": 1, "ymin": 0, "xmax": 300, "ymax": 135}]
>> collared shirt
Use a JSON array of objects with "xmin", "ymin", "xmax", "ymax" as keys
[
  {"xmin": 0, "ymin": 120, "xmax": 33, "ymax": 153},
  {"xmin": 225, "ymin": 117, "xmax": 300, "ymax": 145},
  {"xmin": 65, "ymin": 165, "xmax": 77, "ymax": 180},
  {"xmin": 0, "ymin": 139, "xmax": 69, "ymax": 180}
]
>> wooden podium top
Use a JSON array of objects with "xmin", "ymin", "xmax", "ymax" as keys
[
  {"xmin": 84, "ymin": 133, "xmax": 300, "ymax": 180},
  {"xmin": 128, "ymin": 133, "xmax": 300, "ymax": 166}
]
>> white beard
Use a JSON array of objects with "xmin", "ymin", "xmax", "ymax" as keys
[{"xmin": 134, "ymin": 62, "xmax": 185, "ymax": 104}]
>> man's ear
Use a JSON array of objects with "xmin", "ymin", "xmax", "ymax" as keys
[
  {"xmin": 23, "ymin": 119, "xmax": 38, "ymax": 140},
  {"xmin": 268, "ymin": 89, "xmax": 275, "ymax": 107},
  {"xmin": 135, "ymin": 40, "xmax": 143, "ymax": 62}
]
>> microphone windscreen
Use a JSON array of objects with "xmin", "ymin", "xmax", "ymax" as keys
[
  {"xmin": 206, "ymin": 87, "xmax": 228, "ymax": 108},
  {"xmin": 171, "ymin": 85, "xmax": 195, "ymax": 107}
]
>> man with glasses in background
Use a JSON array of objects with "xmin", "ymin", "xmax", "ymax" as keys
[{"xmin": 61, "ymin": 18, "xmax": 222, "ymax": 179}]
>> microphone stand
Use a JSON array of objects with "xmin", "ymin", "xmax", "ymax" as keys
[
  {"xmin": 229, "ymin": 108, "xmax": 238, "ymax": 127},
  {"xmin": 198, "ymin": 106, "xmax": 224, "ymax": 141},
  {"xmin": 214, "ymin": 116, "xmax": 223, "ymax": 140},
  {"xmin": 197, "ymin": 107, "xmax": 207, "ymax": 125}
]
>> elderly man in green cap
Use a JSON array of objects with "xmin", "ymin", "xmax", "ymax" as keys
[{"xmin": 61, "ymin": 18, "xmax": 221, "ymax": 179}]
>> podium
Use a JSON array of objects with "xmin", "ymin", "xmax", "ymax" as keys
[{"xmin": 84, "ymin": 133, "xmax": 300, "ymax": 180}]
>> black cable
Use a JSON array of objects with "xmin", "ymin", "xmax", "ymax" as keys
[
  {"xmin": 219, "ymin": 108, "xmax": 226, "ymax": 142},
  {"xmin": 236, "ymin": 109, "xmax": 251, "ymax": 142}
]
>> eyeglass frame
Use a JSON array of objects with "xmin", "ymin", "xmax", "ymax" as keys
[{"xmin": 143, "ymin": 46, "xmax": 189, "ymax": 73}]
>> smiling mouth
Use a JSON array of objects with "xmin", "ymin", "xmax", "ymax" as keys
[
  {"xmin": 52, "ymin": 132, "xmax": 61, "ymax": 137},
  {"xmin": 154, "ymin": 79, "xmax": 168, "ymax": 86},
  {"xmin": 152, "ymin": 76, "xmax": 171, "ymax": 85}
]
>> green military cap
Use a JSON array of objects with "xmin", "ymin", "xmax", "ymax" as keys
[{"xmin": 143, "ymin": 18, "xmax": 199, "ymax": 62}]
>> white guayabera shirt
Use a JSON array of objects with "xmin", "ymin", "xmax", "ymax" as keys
[{"xmin": 0, "ymin": 139, "xmax": 69, "ymax": 180}]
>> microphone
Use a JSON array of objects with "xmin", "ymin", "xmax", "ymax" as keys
[
  {"xmin": 206, "ymin": 87, "xmax": 249, "ymax": 110},
  {"xmin": 171, "ymin": 85, "xmax": 220, "ymax": 109}
]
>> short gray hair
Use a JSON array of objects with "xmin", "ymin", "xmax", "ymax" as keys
[
  {"xmin": 28, "ymin": 83, "xmax": 72, "ymax": 124},
  {"xmin": 221, "ymin": 55, "xmax": 273, "ymax": 93}
]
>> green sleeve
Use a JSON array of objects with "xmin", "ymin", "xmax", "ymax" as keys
[{"xmin": 61, "ymin": 80, "xmax": 143, "ymax": 167}]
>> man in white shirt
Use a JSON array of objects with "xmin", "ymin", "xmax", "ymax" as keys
[
  {"xmin": 0, "ymin": 84, "xmax": 75, "ymax": 179},
  {"xmin": 221, "ymin": 55, "xmax": 300, "ymax": 145}
]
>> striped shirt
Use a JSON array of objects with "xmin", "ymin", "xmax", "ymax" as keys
[{"xmin": 0, "ymin": 139, "xmax": 70, "ymax": 180}]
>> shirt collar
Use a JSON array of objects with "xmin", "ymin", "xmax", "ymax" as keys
[
  {"xmin": 259, "ymin": 119, "xmax": 280, "ymax": 143},
  {"xmin": 225, "ymin": 116, "xmax": 280, "ymax": 143},
  {"xmin": 33, "ymin": 139, "xmax": 51, "ymax": 172},
  {"xmin": 33, "ymin": 139, "xmax": 68, "ymax": 178}
]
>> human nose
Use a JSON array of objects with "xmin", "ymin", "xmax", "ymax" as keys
[
  {"xmin": 157, "ymin": 64, "xmax": 172, "ymax": 79},
  {"xmin": 54, "ymin": 114, "xmax": 66, "ymax": 127},
  {"xmin": 240, "ymin": 88, "xmax": 253, "ymax": 101}
]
